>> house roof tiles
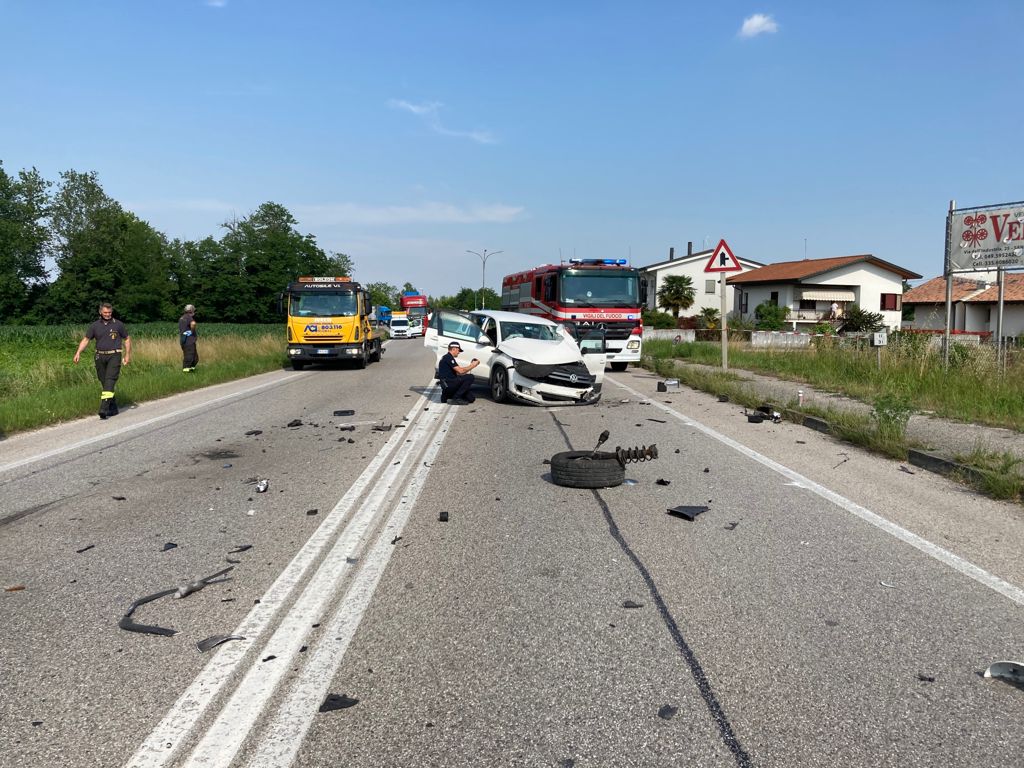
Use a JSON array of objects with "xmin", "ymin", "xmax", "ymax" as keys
[
  {"xmin": 727, "ymin": 255, "xmax": 921, "ymax": 284},
  {"xmin": 902, "ymin": 276, "xmax": 988, "ymax": 304}
]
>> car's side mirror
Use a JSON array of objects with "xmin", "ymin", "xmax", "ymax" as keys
[{"xmin": 477, "ymin": 333, "xmax": 491, "ymax": 345}]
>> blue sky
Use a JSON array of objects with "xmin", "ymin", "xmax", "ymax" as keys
[{"xmin": 3, "ymin": 1, "xmax": 1022, "ymax": 297}]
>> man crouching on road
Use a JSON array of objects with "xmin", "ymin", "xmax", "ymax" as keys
[
  {"xmin": 73, "ymin": 301, "xmax": 131, "ymax": 419},
  {"xmin": 438, "ymin": 341, "xmax": 479, "ymax": 404}
]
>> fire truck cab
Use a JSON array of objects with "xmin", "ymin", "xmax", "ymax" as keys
[{"xmin": 501, "ymin": 259, "xmax": 646, "ymax": 371}]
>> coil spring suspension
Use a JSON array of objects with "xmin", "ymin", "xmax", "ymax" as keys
[{"xmin": 615, "ymin": 444, "xmax": 658, "ymax": 466}]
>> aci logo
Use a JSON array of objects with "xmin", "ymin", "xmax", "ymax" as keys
[{"xmin": 304, "ymin": 324, "xmax": 318, "ymax": 333}]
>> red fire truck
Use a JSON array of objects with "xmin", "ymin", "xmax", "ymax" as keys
[
  {"xmin": 399, "ymin": 291, "xmax": 429, "ymax": 337},
  {"xmin": 500, "ymin": 259, "xmax": 646, "ymax": 371}
]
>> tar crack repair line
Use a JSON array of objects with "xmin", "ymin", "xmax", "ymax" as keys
[{"xmin": 549, "ymin": 412, "xmax": 753, "ymax": 768}]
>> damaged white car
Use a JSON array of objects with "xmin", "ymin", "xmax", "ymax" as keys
[{"xmin": 426, "ymin": 310, "xmax": 606, "ymax": 405}]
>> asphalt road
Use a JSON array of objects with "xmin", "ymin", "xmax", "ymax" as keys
[{"xmin": 1, "ymin": 338, "xmax": 1022, "ymax": 768}]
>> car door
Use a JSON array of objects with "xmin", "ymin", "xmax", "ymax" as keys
[
  {"xmin": 576, "ymin": 326, "xmax": 607, "ymax": 384},
  {"xmin": 433, "ymin": 310, "xmax": 496, "ymax": 381}
]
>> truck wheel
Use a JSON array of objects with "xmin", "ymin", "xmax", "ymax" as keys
[
  {"xmin": 610, "ymin": 362, "xmax": 629, "ymax": 372},
  {"xmin": 550, "ymin": 450, "xmax": 624, "ymax": 488},
  {"xmin": 370, "ymin": 341, "xmax": 382, "ymax": 363},
  {"xmin": 355, "ymin": 345, "xmax": 368, "ymax": 369},
  {"xmin": 490, "ymin": 366, "xmax": 509, "ymax": 403},
  {"xmin": 291, "ymin": 361, "xmax": 306, "ymax": 371}
]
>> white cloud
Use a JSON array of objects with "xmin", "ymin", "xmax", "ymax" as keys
[
  {"xmin": 388, "ymin": 99, "xmax": 497, "ymax": 145},
  {"xmin": 739, "ymin": 13, "xmax": 778, "ymax": 39},
  {"xmin": 295, "ymin": 201, "xmax": 524, "ymax": 226}
]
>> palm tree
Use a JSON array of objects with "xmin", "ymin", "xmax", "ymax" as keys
[
  {"xmin": 657, "ymin": 275, "xmax": 696, "ymax": 318},
  {"xmin": 698, "ymin": 307, "xmax": 721, "ymax": 329}
]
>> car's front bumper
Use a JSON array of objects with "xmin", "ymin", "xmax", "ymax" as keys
[{"xmin": 506, "ymin": 369, "xmax": 602, "ymax": 406}]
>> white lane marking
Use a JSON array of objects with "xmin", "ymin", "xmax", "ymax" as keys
[
  {"xmin": 126, "ymin": 387, "xmax": 438, "ymax": 768},
  {"xmin": 181, "ymin": 397, "xmax": 453, "ymax": 768},
  {"xmin": 246, "ymin": 405, "xmax": 457, "ymax": 767},
  {"xmin": 612, "ymin": 376, "xmax": 1024, "ymax": 607},
  {"xmin": 0, "ymin": 373, "xmax": 307, "ymax": 476}
]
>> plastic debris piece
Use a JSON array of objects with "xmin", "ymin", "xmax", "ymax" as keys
[
  {"xmin": 655, "ymin": 479, "xmax": 671, "ymax": 486},
  {"xmin": 656, "ymin": 379, "xmax": 680, "ymax": 392},
  {"xmin": 879, "ymin": 580, "xmax": 897, "ymax": 589},
  {"xmin": 916, "ymin": 673, "xmax": 936, "ymax": 683},
  {"xmin": 747, "ymin": 412, "xmax": 764, "ymax": 424},
  {"xmin": 334, "ymin": 409, "xmax": 355, "ymax": 417},
  {"xmin": 647, "ymin": 418, "xmax": 667, "ymax": 424},
  {"xmin": 246, "ymin": 510, "xmax": 256, "ymax": 516},
  {"xmin": 118, "ymin": 587, "xmax": 179, "ymax": 636},
  {"xmin": 300, "ymin": 645, "xmax": 308, "ymax": 653},
  {"xmin": 161, "ymin": 542, "xmax": 178, "ymax": 552},
  {"xmin": 112, "ymin": 495, "xmax": 127, "ymax": 501},
  {"xmin": 76, "ymin": 544, "xmax": 95, "ymax": 554},
  {"xmin": 983, "ymin": 661, "xmax": 1024, "ymax": 689},
  {"xmin": 306, "ymin": 508, "xmax": 319, "ymax": 516},
  {"xmin": 32, "ymin": 721, "xmax": 43, "ymax": 726},
  {"xmin": 373, "ymin": 424, "xmax": 393, "ymax": 432},
  {"xmin": 255, "ymin": 480, "xmax": 269, "ymax": 493},
  {"xmin": 197, "ymin": 634, "xmax": 245, "ymax": 653},
  {"xmin": 899, "ymin": 465, "xmax": 916, "ymax": 474},
  {"xmin": 623, "ymin": 479, "xmax": 638, "ymax": 486},
  {"xmin": 226, "ymin": 558, "xmax": 241, "ymax": 564},
  {"xmin": 174, "ymin": 566, "xmax": 234, "ymax": 599},
  {"xmin": 702, "ymin": 467, "xmax": 709, "ymax": 473},
  {"xmin": 439, "ymin": 511, "xmax": 449, "ymax": 522},
  {"xmin": 222, "ymin": 463, "xmax": 232, "ymax": 469},
  {"xmin": 4, "ymin": 584, "xmax": 26, "ymax": 592},
  {"xmin": 657, "ymin": 704, "xmax": 678, "ymax": 720},
  {"xmin": 244, "ymin": 430, "xmax": 262, "ymax": 436},
  {"xmin": 338, "ymin": 425, "xmax": 355, "ymax": 431},
  {"xmin": 286, "ymin": 419, "xmax": 303, "ymax": 428},
  {"xmin": 623, "ymin": 600, "xmax": 644, "ymax": 609},
  {"xmin": 717, "ymin": 394, "xmax": 729, "ymax": 402},
  {"xmin": 391, "ymin": 535, "xmax": 402, "ymax": 545},
  {"xmin": 227, "ymin": 545, "xmax": 253, "ymax": 554},
  {"xmin": 262, "ymin": 654, "xmax": 277, "ymax": 662},
  {"xmin": 724, "ymin": 522, "xmax": 739, "ymax": 531},
  {"xmin": 667, "ymin": 505, "xmax": 708, "ymax": 521},
  {"xmin": 319, "ymin": 693, "xmax": 359, "ymax": 712}
]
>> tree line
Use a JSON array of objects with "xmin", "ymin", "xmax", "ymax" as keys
[{"xmin": 0, "ymin": 162, "xmax": 354, "ymax": 324}]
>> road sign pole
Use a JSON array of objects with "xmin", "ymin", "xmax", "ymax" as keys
[{"xmin": 721, "ymin": 277, "xmax": 728, "ymax": 371}]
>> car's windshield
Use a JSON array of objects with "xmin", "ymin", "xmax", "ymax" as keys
[
  {"xmin": 499, "ymin": 321, "xmax": 559, "ymax": 342},
  {"xmin": 292, "ymin": 292, "xmax": 358, "ymax": 317},
  {"xmin": 560, "ymin": 270, "xmax": 639, "ymax": 307},
  {"xmin": 391, "ymin": 319, "xmax": 408, "ymax": 327}
]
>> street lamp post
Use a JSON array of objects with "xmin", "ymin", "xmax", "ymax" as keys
[{"xmin": 466, "ymin": 249, "xmax": 504, "ymax": 309}]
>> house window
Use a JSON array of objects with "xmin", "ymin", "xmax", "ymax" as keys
[
  {"xmin": 705, "ymin": 279, "xmax": 716, "ymax": 294},
  {"xmin": 799, "ymin": 299, "xmax": 816, "ymax": 311},
  {"xmin": 880, "ymin": 293, "xmax": 901, "ymax": 311},
  {"xmin": 770, "ymin": 291, "xmax": 779, "ymax": 307},
  {"xmin": 740, "ymin": 293, "xmax": 748, "ymax": 313}
]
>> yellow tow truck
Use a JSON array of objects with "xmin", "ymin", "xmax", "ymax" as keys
[{"xmin": 280, "ymin": 276, "xmax": 383, "ymax": 370}]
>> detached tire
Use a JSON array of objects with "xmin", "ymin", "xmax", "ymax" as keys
[{"xmin": 550, "ymin": 450, "xmax": 625, "ymax": 489}]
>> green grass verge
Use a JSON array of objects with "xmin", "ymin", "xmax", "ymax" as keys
[
  {"xmin": 643, "ymin": 340, "xmax": 1024, "ymax": 502},
  {"xmin": 0, "ymin": 324, "xmax": 286, "ymax": 435}
]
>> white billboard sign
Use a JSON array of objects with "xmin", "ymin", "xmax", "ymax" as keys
[{"xmin": 947, "ymin": 204, "xmax": 1024, "ymax": 272}]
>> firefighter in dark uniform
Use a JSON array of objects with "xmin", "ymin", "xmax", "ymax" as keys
[
  {"xmin": 73, "ymin": 302, "xmax": 131, "ymax": 419},
  {"xmin": 179, "ymin": 303, "xmax": 198, "ymax": 372}
]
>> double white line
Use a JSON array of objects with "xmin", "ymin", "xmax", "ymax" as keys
[{"xmin": 127, "ymin": 388, "xmax": 456, "ymax": 768}]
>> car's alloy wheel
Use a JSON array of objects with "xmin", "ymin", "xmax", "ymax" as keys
[{"xmin": 491, "ymin": 366, "xmax": 508, "ymax": 403}]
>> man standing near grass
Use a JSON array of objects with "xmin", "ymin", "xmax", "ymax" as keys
[
  {"xmin": 179, "ymin": 303, "xmax": 198, "ymax": 372},
  {"xmin": 73, "ymin": 302, "xmax": 131, "ymax": 419}
]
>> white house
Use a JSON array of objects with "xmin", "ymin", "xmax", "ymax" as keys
[
  {"xmin": 640, "ymin": 244, "xmax": 764, "ymax": 316},
  {"xmin": 726, "ymin": 255, "xmax": 922, "ymax": 332},
  {"xmin": 904, "ymin": 274, "xmax": 1024, "ymax": 337}
]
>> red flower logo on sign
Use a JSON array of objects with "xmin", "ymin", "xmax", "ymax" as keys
[{"xmin": 962, "ymin": 213, "xmax": 988, "ymax": 246}]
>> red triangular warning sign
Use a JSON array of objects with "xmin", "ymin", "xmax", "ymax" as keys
[{"xmin": 704, "ymin": 239, "xmax": 742, "ymax": 273}]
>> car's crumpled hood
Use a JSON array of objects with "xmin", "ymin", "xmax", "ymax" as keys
[{"xmin": 497, "ymin": 337, "xmax": 582, "ymax": 366}]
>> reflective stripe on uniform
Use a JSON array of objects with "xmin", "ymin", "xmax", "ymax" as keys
[{"xmin": 101, "ymin": 391, "xmax": 115, "ymax": 399}]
